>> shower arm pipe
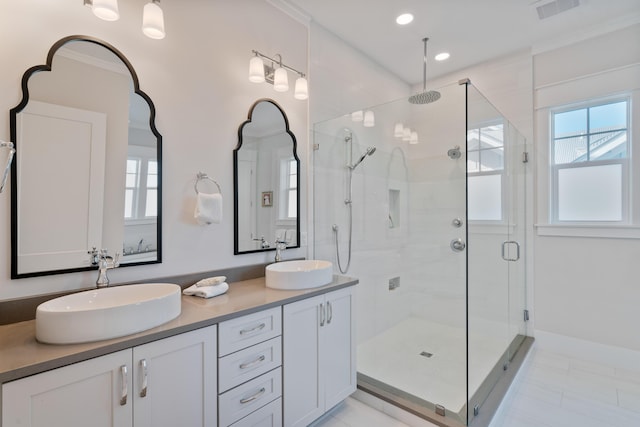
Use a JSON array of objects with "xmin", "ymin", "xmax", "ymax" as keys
[
  {"xmin": 251, "ymin": 50, "xmax": 305, "ymax": 78},
  {"xmin": 420, "ymin": 37, "xmax": 428, "ymax": 93},
  {"xmin": 0, "ymin": 141, "xmax": 15, "ymax": 194}
]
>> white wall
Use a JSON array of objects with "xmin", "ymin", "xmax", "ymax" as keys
[
  {"xmin": 0, "ymin": 0, "xmax": 309, "ymax": 300},
  {"xmin": 533, "ymin": 24, "xmax": 640, "ymax": 352}
]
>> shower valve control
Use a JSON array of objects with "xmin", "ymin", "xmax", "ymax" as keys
[
  {"xmin": 451, "ymin": 218, "xmax": 463, "ymax": 228},
  {"xmin": 450, "ymin": 238, "xmax": 466, "ymax": 252}
]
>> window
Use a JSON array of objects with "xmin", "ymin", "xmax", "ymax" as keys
[
  {"xmin": 550, "ymin": 98, "xmax": 629, "ymax": 223},
  {"xmin": 279, "ymin": 158, "xmax": 297, "ymax": 220},
  {"xmin": 124, "ymin": 156, "xmax": 158, "ymax": 221},
  {"xmin": 467, "ymin": 122, "xmax": 505, "ymax": 221}
]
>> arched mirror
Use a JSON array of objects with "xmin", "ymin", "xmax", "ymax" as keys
[
  {"xmin": 234, "ymin": 99, "xmax": 300, "ymax": 254},
  {"xmin": 10, "ymin": 35, "xmax": 162, "ymax": 278}
]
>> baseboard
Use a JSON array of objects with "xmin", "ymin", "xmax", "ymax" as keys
[{"xmin": 534, "ymin": 329, "xmax": 640, "ymax": 372}]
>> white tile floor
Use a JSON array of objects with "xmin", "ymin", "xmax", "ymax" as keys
[{"xmin": 314, "ymin": 346, "xmax": 640, "ymax": 427}]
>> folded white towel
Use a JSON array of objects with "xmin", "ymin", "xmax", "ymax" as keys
[
  {"xmin": 183, "ymin": 282, "xmax": 229, "ymax": 299},
  {"xmin": 195, "ymin": 192, "xmax": 222, "ymax": 225}
]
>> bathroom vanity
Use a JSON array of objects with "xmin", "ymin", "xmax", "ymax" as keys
[{"xmin": 0, "ymin": 276, "xmax": 357, "ymax": 427}]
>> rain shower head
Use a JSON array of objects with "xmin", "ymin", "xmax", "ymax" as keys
[
  {"xmin": 408, "ymin": 37, "xmax": 441, "ymax": 105},
  {"xmin": 350, "ymin": 146, "xmax": 376, "ymax": 170}
]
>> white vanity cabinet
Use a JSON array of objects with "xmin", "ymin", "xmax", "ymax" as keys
[
  {"xmin": 2, "ymin": 325, "xmax": 217, "ymax": 427},
  {"xmin": 282, "ymin": 286, "xmax": 356, "ymax": 427},
  {"xmin": 217, "ymin": 307, "xmax": 283, "ymax": 427}
]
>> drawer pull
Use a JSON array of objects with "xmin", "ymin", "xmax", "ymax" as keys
[
  {"xmin": 239, "ymin": 323, "xmax": 266, "ymax": 335},
  {"xmin": 319, "ymin": 303, "xmax": 325, "ymax": 326},
  {"xmin": 139, "ymin": 359, "xmax": 148, "ymax": 398},
  {"xmin": 240, "ymin": 387, "xmax": 266, "ymax": 404},
  {"xmin": 239, "ymin": 354, "xmax": 266, "ymax": 370},
  {"xmin": 327, "ymin": 301, "xmax": 333, "ymax": 324},
  {"xmin": 119, "ymin": 365, "xmax": 128, "ymax": 406}
]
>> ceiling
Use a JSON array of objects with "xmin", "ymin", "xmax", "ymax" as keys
[{"xmin": 283, "ymin": 0, "xmax": 640, "ymax": 86}]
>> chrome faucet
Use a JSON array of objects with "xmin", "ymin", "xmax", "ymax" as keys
[
  {"xmin": 96, "ymin": 249, "xmax": 120, "ymax": 288},
  {"xmin": 274, "ymin": 240, "xmax": 287, "ymax": 262}
]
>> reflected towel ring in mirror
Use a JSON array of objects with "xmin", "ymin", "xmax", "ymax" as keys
[{"xmin": 195, "ymin": 172, "xmax": 221, "ymax": 195}]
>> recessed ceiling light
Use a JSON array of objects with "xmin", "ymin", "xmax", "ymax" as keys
[
  {"xmin": 435, "ymin": 52, "xmax": 450, "ymax": 61},
  {"xmin": 396, "ymin": 13, "xmax": 414, "ymax": 25}
]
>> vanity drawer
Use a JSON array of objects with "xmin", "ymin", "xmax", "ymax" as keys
[
  {"xmin": 229, "ymin": 397, "xmax": 282, "ymax": 427},
  {"xmin": 219, "ymin": 336, "xmax": 282, "ymax": 393},
  {"xmin": 219, "ymin": 367, "xmax": 282, "ymax": 427},
  {"xmin": 219, "ymin": 307, "xmax": 282, "ymax": 356}
]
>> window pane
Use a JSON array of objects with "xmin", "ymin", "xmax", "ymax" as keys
[
  {"xmin": 126, "ymin": 173, "xmax": 138, "ymax": 187},
  {"xmin": 146, "ymin": 174, "xmax": 158, "ymax": 188},
  {"xmin": 468, "ymin": 174, "xmax": 502, "ymax": 221},
  {"xmin": 124, "ymin": 189, "xmax": 134, "ymax": 218},
  {"xmin": 289, "ymin": 160, "xmax": 296, "ymax": 174},
  {"xmin": 288, "ymin": 190, "xmax": 297, "ymax": 218},
  {"xmin": 480, "ymin": 124, "xmax": 504, "ymax": 149},
  {"xmin": 467, "ymin": 129, "xmax": 480, "ymax": 150},
  {"xmin": 467, "ymin": 151, "xmax": 480, "ymax": 173},
  {"xmin": 558, "ymin": 164, "xmax": 622, "ymax": 221},
  {"xmin": 127, "ymin": 159, "xmax": 139, "ymax": 173},
  {"xmin": 480, "ymin": 148, "xmax": 504, "ymax": 171},
  {"xmin": 147, "ymin": 160, "xmax": 158, "ymax": 174},
  {"xmin": 554, "ymin": 136, "xmax": 587, "ymax": 164},
  {"xmin": 590, "ymin": 101, "xmax": 626, "ymax": 130},
  {"xmin": 554, "ymin": 108, "xmax": 586, "ymax": 138},
  {"xmin": 589, "ymin": 131, "xmax": 627, "ymax": 161},
  {"xmin": 145, "ymin": 189, "xmax": 157, "ymax": 217}
]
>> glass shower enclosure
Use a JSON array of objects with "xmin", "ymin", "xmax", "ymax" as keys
[{"xmin": 312, "ymin": 81, "xmax": 529, "ymax": 426}]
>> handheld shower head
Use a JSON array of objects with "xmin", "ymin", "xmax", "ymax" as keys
[{"xmin": 350, "ymin": 146, "xmax": 376, "ymax": 170}]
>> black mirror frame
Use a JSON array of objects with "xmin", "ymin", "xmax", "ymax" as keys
[
  {"xmin": 233, "ymin": 98, "xmax": 301, "ymax": 255},
  {"xmin": 10, "ymin": 35, "xmax": 163, "ymax": 279}
]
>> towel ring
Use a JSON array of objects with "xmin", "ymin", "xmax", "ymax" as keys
[{"xmin": 195, "ymin": 172, "xmax": 221, "ymax": 195}]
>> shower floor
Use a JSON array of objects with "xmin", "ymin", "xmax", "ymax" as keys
[{"xmin": 357, "ymin": 316, "xmax": 509, "ymax": 415}]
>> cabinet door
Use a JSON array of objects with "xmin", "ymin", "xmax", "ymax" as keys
[
  {"xmin": 283, "ymin": 294, "xmax": 323, "ymax": 427},
  {"xmin": 2, "ymin": 350, "xmax": 132, "ymax": 427},
  {"xmin": 322, "ymin": 287, "xmax": 356, "ymax": 410},
  {"xmin": 132, "ymin": 325, "xmax": 217, "ymax": 427}
]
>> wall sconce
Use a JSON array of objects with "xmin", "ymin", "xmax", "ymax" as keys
[
  {"xmin": 249, "ymin": 50, "xmax": 308, "ymax": 100},
  {"xmin": 394, "ymin": 122, "xmax": 420, "ymax": 144},
  {"xmin": 363, "ymin": 110, "xmax": 375, "ymax": 127},
  {"xmin": 83, "ymin": 0, "xmax": 166, "ymax": 39}
]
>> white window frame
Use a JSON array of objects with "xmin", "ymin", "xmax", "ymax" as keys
[
  {"xmin": 278, "ymin": 157, "xmax": 297, "ymax": 222},
  {"xmin": 549, "ymin": 96, "xmax": 630, "ymax": 225}
]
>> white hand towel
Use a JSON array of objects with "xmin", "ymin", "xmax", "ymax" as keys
[
  {"xmin": 195, "ymin": 192, "xmax": 222, "ymax": 225},
  {"xmin": 183, "ymin": 282, "xmax": 229, "ymax": 299}
]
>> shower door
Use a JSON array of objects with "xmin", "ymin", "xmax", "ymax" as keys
[{"xmin": 466, "ymin": 84, "xmax": 527, "ymax": 424}]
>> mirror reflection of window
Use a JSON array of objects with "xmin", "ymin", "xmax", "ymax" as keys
[
  {"xmin": 279, "ymin": 157, "xmax": 297, "ymax": 220},
  {"xmin": 125, "ymin": 148, "xmax": 158, "ymax": 221},
  {"xmin": 467, "ymin": 122, "xmax": 505, "ymax": 221}
]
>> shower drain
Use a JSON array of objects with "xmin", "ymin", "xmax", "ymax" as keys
[{"xmin": 419, "ymin": 351, "xmax": 433, "ymax": 358}]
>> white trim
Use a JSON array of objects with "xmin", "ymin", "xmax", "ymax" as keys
[
  {"xmin": 533, "ymin": 329, "xmax": 640, "ymax": 373},
  {"xmin": 535, "ymin": 223, "xmax": 640, "ymax": 239}
]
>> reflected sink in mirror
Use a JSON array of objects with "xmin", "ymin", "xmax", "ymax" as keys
[
  {"xmin": 36, "ymin": 283, "xmax": 181, "ymax": 344},
  {"xmin": 265, "ymin": 260, "xmax": 333, "ymax": 290}
]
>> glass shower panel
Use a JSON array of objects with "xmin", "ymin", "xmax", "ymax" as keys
[
  {"xmin": 466, "ymin": 84, "xmax": 527, "ymax": 424},
  {"xmin": 313, "ymin": 82, "xmax": 470, "ymax": 424}
]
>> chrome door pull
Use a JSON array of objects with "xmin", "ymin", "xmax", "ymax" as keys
[
  {"xmin": 502, "ymin": 241, "xmax": 520, "ymax": 261},
  {"xmin": 319, "ymin": 303, "xmax": 325, "ymax": 326},
  {"xmin": 450, "ymin": 238, "xmax": 466, "ymax": 252},
  {"xmin": 240, "ymin": 387, "xmax": 266, "ymax": 404},
  {"xmin": 327, "ymin": 301, "xmax": 333, "ymax": 324},
  {"xmin": 119, "ymin": 365, "xmax": 128, "ymax": 406},
  {"xmin": 239, "ymin": 355, "xmax": 266, "ymax": 370},
  {"xmin": 139, "ymin": 359, "xmax": 148, "ymax": 398}
]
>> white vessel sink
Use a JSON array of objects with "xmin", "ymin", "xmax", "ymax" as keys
[
  {"xmin": 265, "ymin": 260, "xmax": 333, "ymax": 290},
  {"xmin": 36, "ymin": 283, "xmax": 181, "ymax": 344}
]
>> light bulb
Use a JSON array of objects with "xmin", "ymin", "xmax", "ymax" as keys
[
  {"xmin": 92, "ymin": 0, "xmax": 119, "ymax": 21},
  {"xmin": 394, "ymin": 123, "xmax": 404, "ymax": 138},
  {"xmin": 249, "ymin": 56, "xmax": 265, "ymax": 83},
  {"xmin": 294, "ymin": 77, "xmax": 308, "ymax": 100},
  {"xmin": 142, "ymin": 1, "xmax": 165, "ymax": 39},
  {"xmin": 363, "ymin": 110, "xmax": 375, "ymax": 127},
  {"xmin": 273, "ymin": 67, "xmax": 289, "ymax": 92}
]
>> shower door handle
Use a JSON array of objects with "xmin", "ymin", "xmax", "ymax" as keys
[
  {"xmin": 502, "ymin": 241, "xmax": 520, "ymax": 261},
  {"xmin": 450, "ymin": 238, "xmax": 466, "ymax": 252}
]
